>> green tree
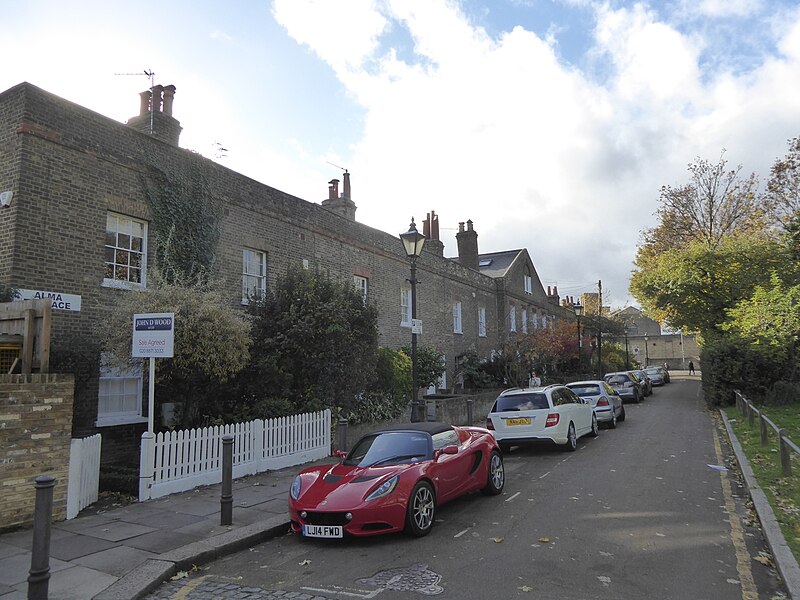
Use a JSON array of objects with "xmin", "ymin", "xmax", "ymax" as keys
[
  {"xmin": 240, "ymin": 268, "xmax": 379, "ymax": 415},
  {"xmin": 98, "ymin": 271, "xmax": 251, "ymax": 427},
  {"xmin": 631, "ymin": 235, "xmax": 794, "ymax": 333},
  {"xmin": 400, "ymin": 344, "xmax": 446, "ymax": 393},
  {"xmin": 346, "ymin": 347, "xmax": 411, "ymax": 424},
  {"xmin": 722, "ymin": 272, "xmax": 800, "ymax": 374}
]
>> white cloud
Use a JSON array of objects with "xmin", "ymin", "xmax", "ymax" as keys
[{"xmin": 695, "ymin": 0, "xmax": 762, "ymax": 18}]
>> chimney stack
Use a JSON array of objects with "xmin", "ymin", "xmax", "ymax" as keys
[
  {"xmin": 321, "ymin": 171, "xmax": 357, "ymax": 221},
  {"xmin": 456, "ymin": 219, "xmax": 479, "ymax": 270},
  {"xmin": 126, "ymin": 84, "xmax": 182, "ymax": 146}
]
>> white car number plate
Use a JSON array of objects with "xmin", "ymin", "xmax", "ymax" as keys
[{"xmin": 302, "ymin": 524, "xmax": 343, "ymax": 538}]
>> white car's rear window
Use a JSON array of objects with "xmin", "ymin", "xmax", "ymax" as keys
[{"xmin": 494, "ymin": 393, "xmax": 548, "ymax": 412}]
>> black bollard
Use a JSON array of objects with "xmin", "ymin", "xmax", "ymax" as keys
[
  {"xmin": 220, "ymin": 435, "xmax": 234, "ymax": 526},
  {"xmin": 337, "ymin": 418, "xmax": 348, "ymax": 453},
  {"xmin": 28, "ymin": 475, "xmax": 56, "ymax": 600},
  {"xmin": 466, "ymin": 399, "xmax": 473, "ymax": 426}
]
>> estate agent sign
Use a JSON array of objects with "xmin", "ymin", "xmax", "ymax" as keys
[{"xmin": 132, "ymin": 313, "xmax": 175, "ymax": 358}]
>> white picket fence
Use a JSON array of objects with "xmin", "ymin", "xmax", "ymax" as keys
[
  {"xmin": 66, "ymin": 434, "xmax": 102, "ymax": 519},
  {"xmin": 138, "ymin": 409, "xmax": 331, "ymax": 501}
]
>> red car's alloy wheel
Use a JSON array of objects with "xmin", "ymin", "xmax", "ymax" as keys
[{"xmin": 405, "ymin": 481, "xmax": 435, "ymax": 537}]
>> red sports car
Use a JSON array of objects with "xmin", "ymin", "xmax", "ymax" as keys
[{"xmin": 289, "ymin": 422, "xmax": 505, "ymax": 538}]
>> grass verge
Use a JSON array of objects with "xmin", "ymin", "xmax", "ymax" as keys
[{"xmin": 723, "ymin": 405, "xmax": 800, "ymax": 563}]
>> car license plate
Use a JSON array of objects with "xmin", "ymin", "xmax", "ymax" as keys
[
  {"xmin": 506, "ymin": 417, "xmax": 532, "ymax": 426},
  {"xmin": 302, "ymin": 524, "xmax": 343, "ymax": 538}
]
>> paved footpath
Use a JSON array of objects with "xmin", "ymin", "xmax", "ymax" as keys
[{"xmin": 0, "ymin": 459, "xmax": 333, "ymax": 600}]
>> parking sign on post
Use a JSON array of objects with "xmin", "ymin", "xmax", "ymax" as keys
[{"xmin": 133, "ymin": 313, "xmax": 175, "ymax": 433}]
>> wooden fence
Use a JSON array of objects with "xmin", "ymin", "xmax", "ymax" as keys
[
  {"xmin": 139, "ymin": 409, "xmax": 331, "ymax": 501},
  {"xmin": 735, "ymin": 390, "xmax": 800, "ymax": 476},
  {"xmin": 66, "ymin": 434, "xmax": 101, "ymax": 519}
]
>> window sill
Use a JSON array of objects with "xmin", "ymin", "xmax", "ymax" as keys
[
  {"xmin": 95, "ymin": 416, "xmax": 148, "ymax": 428},
  {"xmin": 102, "ymin": 279, "xmax": 146, "ymax": 291}
]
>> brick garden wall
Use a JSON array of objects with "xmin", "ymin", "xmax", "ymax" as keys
[{"xmin": 0, "ymin": 373, "xmax": 75, "ymax": 532}]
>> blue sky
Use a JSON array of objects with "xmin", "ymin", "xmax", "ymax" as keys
[{"xmin": 3, "ymin": 0, "xmax": 800, "ymax": 309}]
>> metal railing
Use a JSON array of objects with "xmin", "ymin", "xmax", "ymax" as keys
[{"xmin": 735, "ymin": 390, "xmax": 800, "ymax": 476}]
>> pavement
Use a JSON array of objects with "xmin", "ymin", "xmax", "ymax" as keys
[
  {"xmin": 1, "ymin": 372, "xmax": 799, "ymax": 600},
  {"xmin": 0, "ymin": 457, "xmax": 335, "ymax": 600}
]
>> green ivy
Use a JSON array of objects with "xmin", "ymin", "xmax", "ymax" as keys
[{"xmin": 140, "ymin": 162, "xmax": 220, "ymax": 282}]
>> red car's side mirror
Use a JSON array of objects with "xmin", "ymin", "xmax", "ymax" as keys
[
  {"xmin": 434, "ymin": 445, "xmax": 459, "ymax": 460},
  {"xmin": 333, "ymin": 450, "xmax": 347, "ymax": 460}
]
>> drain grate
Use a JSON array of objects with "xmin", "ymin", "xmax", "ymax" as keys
[{"xmin": 357, "ymin": 563, "xmax": 444, "ymax": 596}]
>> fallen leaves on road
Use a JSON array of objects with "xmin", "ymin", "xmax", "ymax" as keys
[
  {"xmin": 755, "ymin": 551, "xmax": 774, "ymax": 567},
  {"xmin": 299, "ymin": 559, "xmax": 312, "ymax": 566},
  {"xmin": 538, "ymin": 537, "xmax": 550, "ymax": 543},
  {"xmin": 492, "ymin": 537, "xmax": 504, "ymax": 543},
  {"xmin": 170, "ymin": 571, "xmax": 188, "ymax": 581},
  {"xmin": 518, "ymin": 585, "xmax": 533, "ymax": 592}
]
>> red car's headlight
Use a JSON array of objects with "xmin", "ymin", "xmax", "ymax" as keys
[{"xmin": 365, "ymin": 475, "xmax": 399, "ymax": 502}]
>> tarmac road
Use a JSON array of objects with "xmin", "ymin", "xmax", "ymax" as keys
[{"xmin": 147, "ymin": 377, "xmax": 788, "ymax": 599}]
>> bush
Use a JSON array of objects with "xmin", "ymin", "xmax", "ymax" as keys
[
  {"xmin": 765, "ymin": 381, "xmax": 800, "ymax": 406},
  {"xmin": 99, "ymin": 463, "xmax": 139, "ymax": 495},
  {"xmin": 701, "ymin": 334, "xmax": 786, "ymax": 406}
]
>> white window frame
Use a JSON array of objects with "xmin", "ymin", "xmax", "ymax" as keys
[
  {"xmin": 401, "ymin": 288, "xmax": 412, "ymax": 327},
  {"xmin": 354, "ymin": 275, "xmax": 368, "ymax": 304},
  {"xmin": 453, "ymin": 301, "xmax": 462, "ymax": 334},
  {"xmin": 242, "ymin": 248, "xmax": 267, "ymax": 304},
  {"xmin": 103, "ymin": 212, "xmax": 147, "ymax": 289},
  {"xmin": 478, "ymin": 307, "xmax": 487, "ymax": 337},
  {"xmin": 524, "ymin": 274, "xmax": 533, "ymax": 294},
  {"xmin": 96, "ymin": 354, "xmax": 146, "ymax": 427},
  {"xmin": 510, "ymin": 305, "xmax": 517, "ymax": 332},
  {"xmin": 522, "ymin": 309, "xmax": 528, "ymax": 334}
]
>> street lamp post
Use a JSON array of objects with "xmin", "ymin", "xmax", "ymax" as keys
[
  {"xmin": 573, "ymin": 301, "xmax": 583, "ymax": 372},
  {"xmin": 624, "ymin": 324, "xmax": 630, "ymax": 370},
  {"xmin": 400, "ymin": 218, "xmax": 426, "ymax": 422},
  {"xmin": 644, "ymin": 332, "xmax": 649, "ymax": 366}
]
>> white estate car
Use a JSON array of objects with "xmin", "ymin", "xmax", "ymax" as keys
[{"xmin": 486, "ymin": 385, "xmax": 598, "ymax": 453}]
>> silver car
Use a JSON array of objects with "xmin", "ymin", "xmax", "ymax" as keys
[
  {"xmin": 643, "ymin": 366, "xmax": 665, "ymax": 386},
  {"xmin": 603, "ymin": 371, "xmax": 643, "ymax": 403},
  {"xmin": 567, "ymin": 380, "xmax": 626, "ymax": 429}
]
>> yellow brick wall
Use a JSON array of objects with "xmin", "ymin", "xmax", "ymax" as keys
[{"xmin": 0, "ymin": 374, "xmax": 74, "ymax": 531}]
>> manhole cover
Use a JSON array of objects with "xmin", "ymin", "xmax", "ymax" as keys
[{"xmin": 357, "ymin": 563, "xmax": 444, "ymax": 595}]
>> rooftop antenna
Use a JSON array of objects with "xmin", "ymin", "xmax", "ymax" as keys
[
  {"xmin": 326, "ymin": 160, "xmax": 348, "ymax": 174},
  {"xmin": 114, "ymin": 69, "xmax": 156, "ymax": 133}
]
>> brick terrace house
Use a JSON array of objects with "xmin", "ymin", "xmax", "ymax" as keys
[{"xmin": 0, "ymin": 82, "xmax": 574, "ymax": 466}]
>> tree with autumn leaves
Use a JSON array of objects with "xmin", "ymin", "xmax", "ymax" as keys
[{"xmin": 630, "ymin": 141, "xmax": 800, "ymax": 404}]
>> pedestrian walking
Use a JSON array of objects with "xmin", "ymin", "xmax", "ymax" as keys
[{"xmin": 688, "ymin": 361, "xmax": 695, "ymax": 375}]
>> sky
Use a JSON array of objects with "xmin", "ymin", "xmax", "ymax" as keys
[{"xmin": 3, "ymin": 0, "xmax": 800, "ymax": 308}]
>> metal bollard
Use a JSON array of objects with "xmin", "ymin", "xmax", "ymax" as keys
[
  {"xmin": 780, "ymin": 430, "xmax": 792, "ymax": 477},
  {"xmin": 466, "ymin": 399, "xmax": 473, "ymax": 426},
  {"xmin": 338, "ymin": 418, "xmax": 348, "ymax": 453},
  {"xmin": 28, "ymin": 475, "xmax": 56, "ymax": 600},
  {"xmin": 760, "ymin": 414, "xmax": 769, "ymax": 446},
  {"xmin": 221, "ymin": 435, "xmax": 234, "ymax": 526}
]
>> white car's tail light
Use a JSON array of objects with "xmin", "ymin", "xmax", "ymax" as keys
[
  {"xmin": 597, "ymin": 397, "xmax": 610, "ymax": 406},
  {"xmin": 545, "ymin": 413, "xmax": 559, "ymax": 427},
  {"xmin": 486, "ymin": 417, "xmax": 495, "ymax": 430}
]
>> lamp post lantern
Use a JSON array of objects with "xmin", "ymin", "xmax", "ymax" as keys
[
  {"xmin": 400, "ymin": 218, "xmax": 426, "ymax": 422},
  {"xmin": 573, "ymin": 301, "xmax": 583, "ymax": 371}
]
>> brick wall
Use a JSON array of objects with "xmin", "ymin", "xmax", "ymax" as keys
[{"xmin": 0, "ymin": 373, "xmax": 75, "ymax": 531}]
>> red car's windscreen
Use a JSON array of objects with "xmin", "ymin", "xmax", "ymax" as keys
[{"xmin": 345, "ymin": 431, "xmax": 432, "ymax": 467}]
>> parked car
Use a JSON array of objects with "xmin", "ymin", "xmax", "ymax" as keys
[
  {"xmin": 288, "ymin": 422, "xmax": 504, "ymax": 539},
  {"xmin": 644, "ymin": 366, "xmax": 666, "ymax": 386},
  {"xmin": 603, "ymin": 371, "xmax": 643, "ymax": 403},
  {"xmin": 631, "ymin": 369, "xmax": 653, "ymax": 396},
  {"xmin": 486, "ymin": 385, "xmax": 598, "ymax": 453},
  {"xmin": 566, "ymin": 380, "xmax": 626, "ymax": 429}
]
